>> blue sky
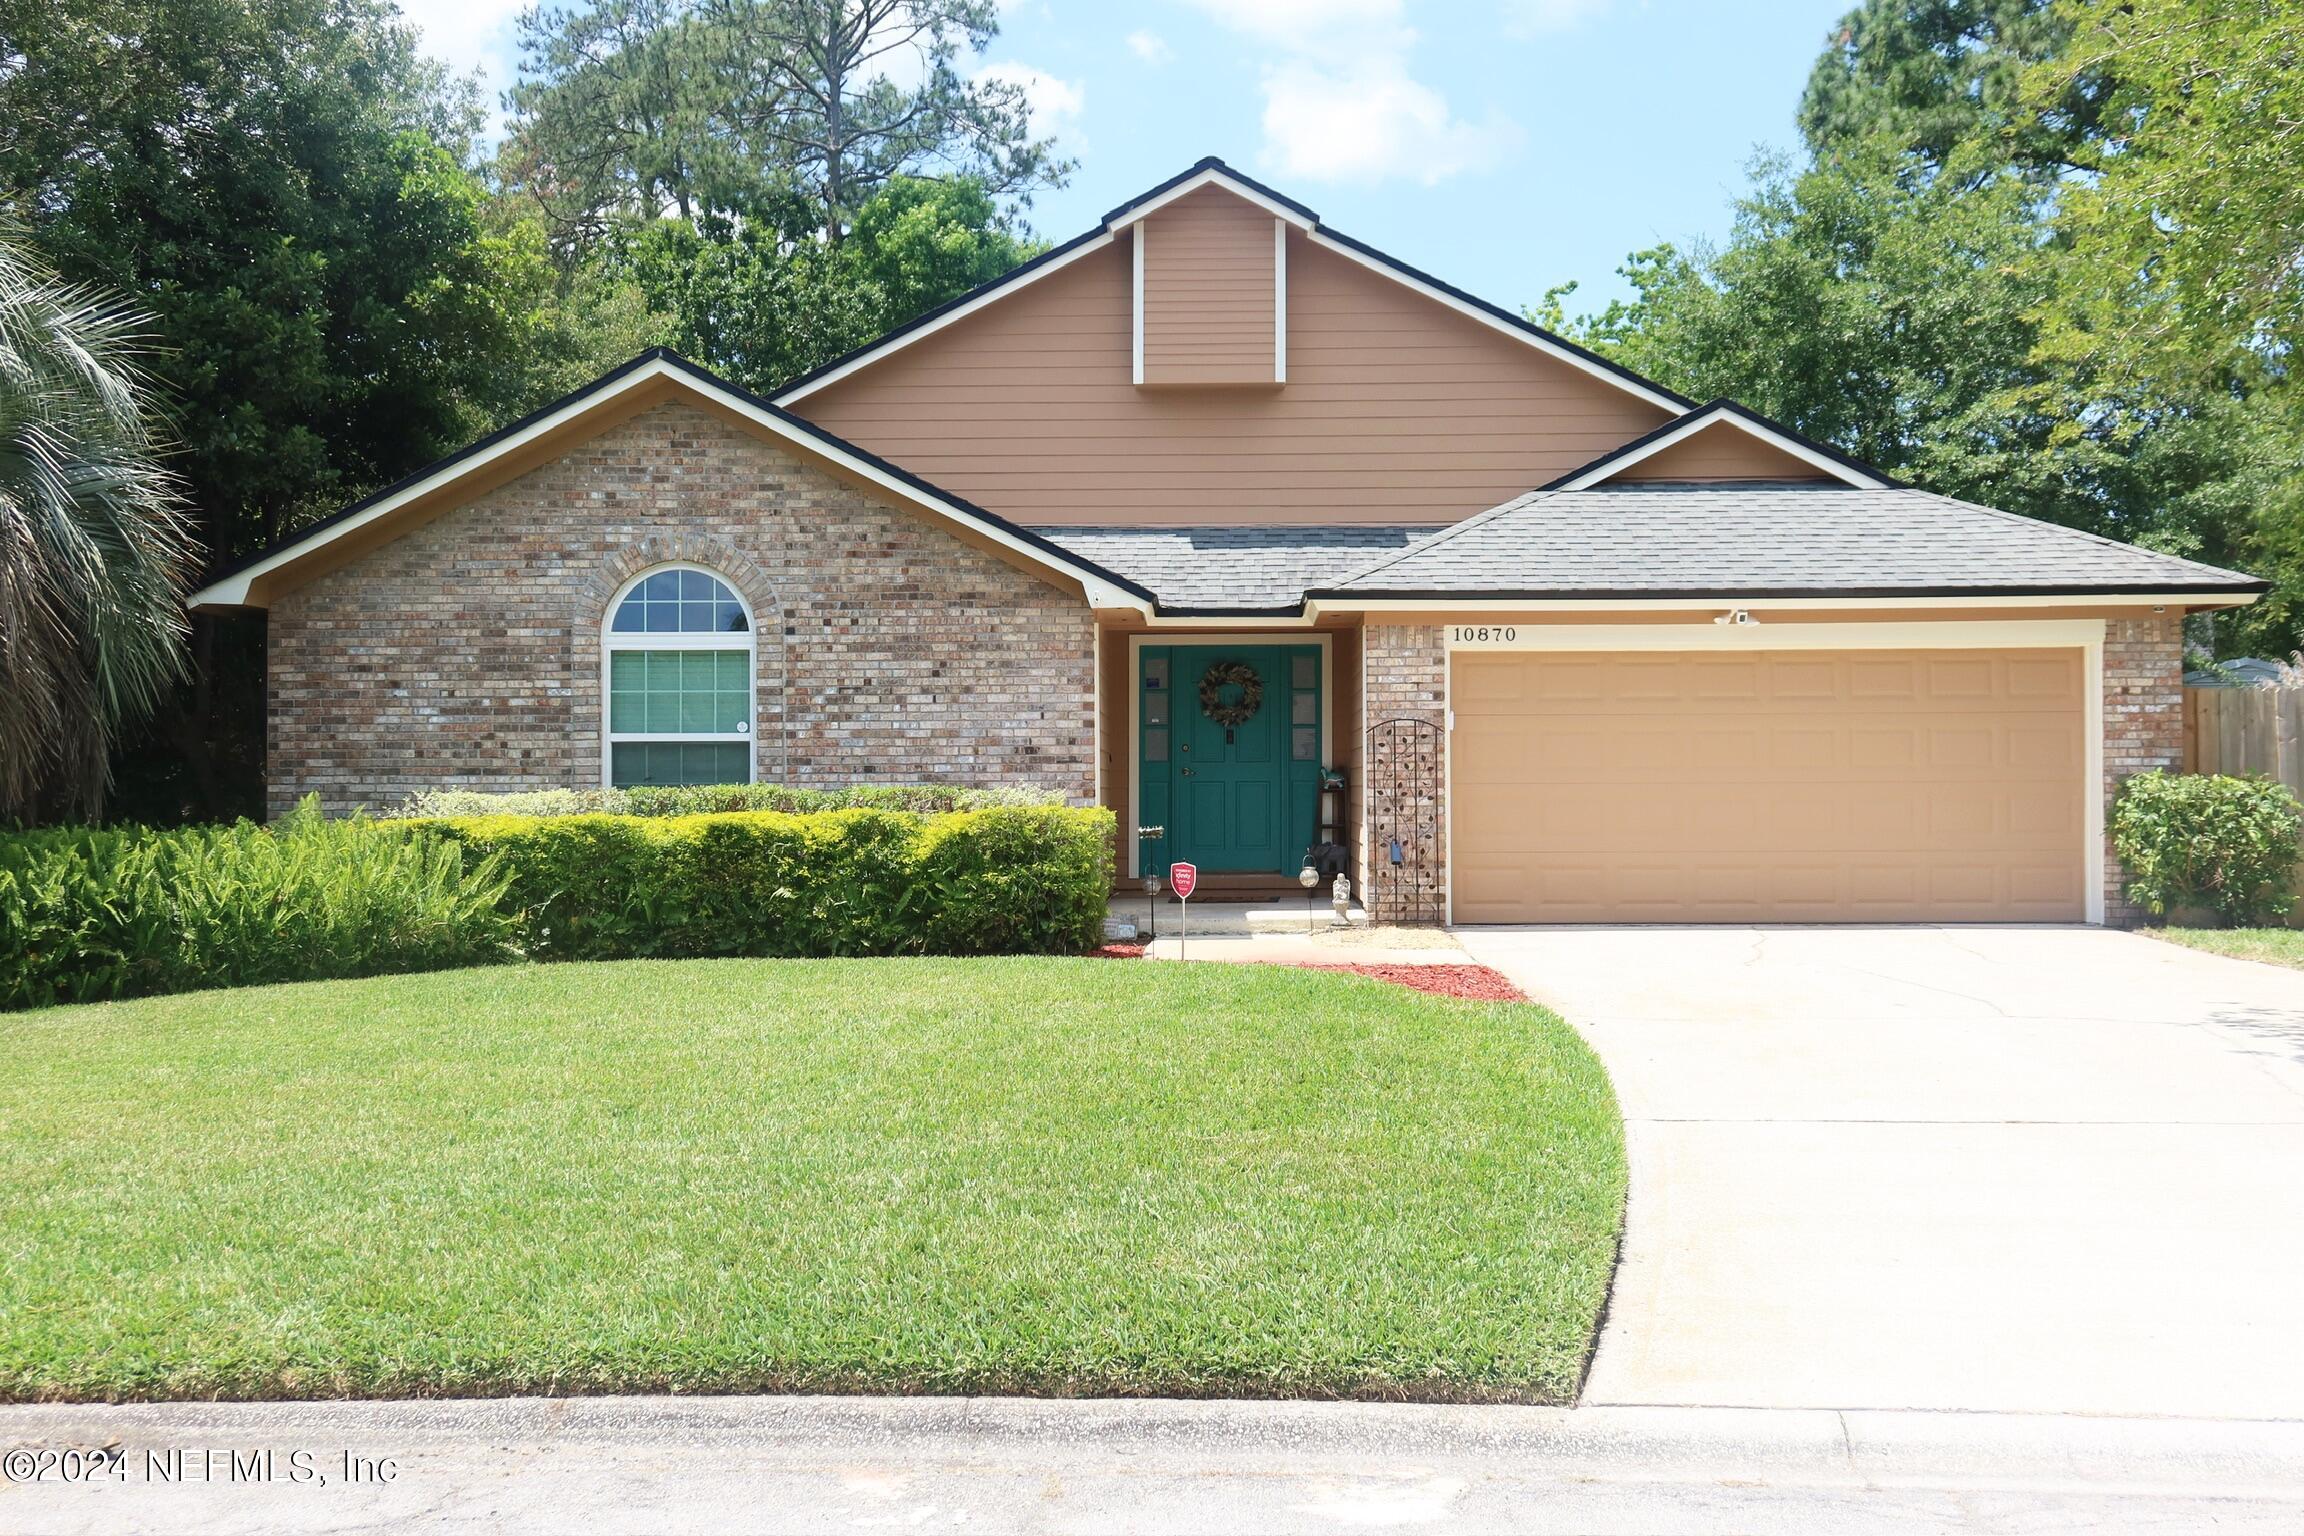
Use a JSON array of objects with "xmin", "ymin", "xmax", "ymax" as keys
[{"xmin": 400, "ymin": 0, "xmax": 1850, "ymax": 314}]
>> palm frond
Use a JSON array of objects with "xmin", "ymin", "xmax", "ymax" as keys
[{"xmin": 0, "ymin": 215, "xmax": 197, "ymax": 820}]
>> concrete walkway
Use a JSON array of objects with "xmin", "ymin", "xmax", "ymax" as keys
[
  {"xmin": 7, "ymin": 1394, "xmax": 2304, "ymax": 1535},
  {"xmin": 1456, "ymin": 925, "xmax": 2304, "ymax": 1420}
]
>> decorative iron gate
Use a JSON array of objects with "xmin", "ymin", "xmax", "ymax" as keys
[{"xmin": 1366, "ymin": 716, "xmax": 1443, "ymax": 924}]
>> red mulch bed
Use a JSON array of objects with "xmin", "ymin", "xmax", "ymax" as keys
[
  {"xmin": 1082, "ymin": 945, "xmax": 1522, "ymax": 1003},
  {"xmin": 1291, "ymin": 963, "xmax": 1526, "ymax": 1002}
]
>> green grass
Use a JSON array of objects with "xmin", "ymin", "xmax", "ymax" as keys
[
  {"xmin": 2148, "ymin": 927, "xmax": 2304, "ymax": 970},
  {"xmin": 0, "ymin": 958, "xmax": 1624, "ymax": 1405}
]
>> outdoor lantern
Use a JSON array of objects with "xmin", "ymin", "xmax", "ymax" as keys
[
  {"xmin": 1299, "ymin": 860, "xmax": 1320, "ymax": 935},
  {"xmin": 1143, "ymin": 874, "xmax": 1161, "ymax": 939}
]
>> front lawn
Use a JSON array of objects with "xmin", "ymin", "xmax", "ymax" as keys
[
  {"xmin": 0, "ymin": 958, "xmax": 1623, "ymax": 1404},
  {"xmin": 2147, "ymin": 927, "xmax": 2304, "ymax": 970}
]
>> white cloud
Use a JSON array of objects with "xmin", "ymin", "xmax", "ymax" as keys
[
  {"xmin": 395, "ymin": 0, "xmax": 526, "ymax": 95},
  {"xmin": 1126, "ymin": 29, "xmax": 1173, "ymax": 65},
  {"xmin": 975, "ymin": 62, "xmax": 1087, "ymax": 144},
  {"xmin": 1178, "ymin": 0, "xmax": 1517, "ymax": 185},
  {"xmin": 1261, "ymin": 60, "xmax": 1519, "ymax": 184},
  {"xmin": 1191, "ymin": 0, "xmax": 1403, "ymax": 51},
  {"xmin": 1501, "ymin": 0, "xmax": 1615, "ymax": 37}
]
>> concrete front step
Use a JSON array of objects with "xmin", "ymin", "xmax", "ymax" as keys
[{"xmin": 1104, "ymin": 898, "xmax": 1369, "ymax": 942}]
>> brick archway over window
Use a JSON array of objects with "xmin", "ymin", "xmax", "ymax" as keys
[{"xmin": 581, "ymin": 537, "xmax": 788, "ymax": 781}]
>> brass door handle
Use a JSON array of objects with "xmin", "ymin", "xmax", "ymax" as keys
[{"xmin": 1180, "ymin": 768, "xmax": 1195, "ymax": 777}]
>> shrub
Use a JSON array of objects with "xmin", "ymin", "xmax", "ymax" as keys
[
  {"xmin": 2109, "ymin": 770, "xmax": 2304, "ymax": 925},
  {"xmin": 391, "ymin": 782, "xmax": 1065, "ymax": 820},
  {"xmin": 417, "ymin": 804, "xmax": 1115, "ymax": 961},
  {"xmin": 2, "ymin": 801, "xmax": 1114, "ymax": 1010},
  {"xmin": 0, "ymin": 799, "xmax": 515, "ymax": 1010}
]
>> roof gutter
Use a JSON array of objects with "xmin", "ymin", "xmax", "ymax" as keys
[{"xmin": 1302, "ymin": 589, "xmax": 2263, "ymax": 621}]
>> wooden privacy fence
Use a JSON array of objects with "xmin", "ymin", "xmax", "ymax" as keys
[{"xmin": 2183, "ymin": 686, "xmax": 2304, "ymax": 795}]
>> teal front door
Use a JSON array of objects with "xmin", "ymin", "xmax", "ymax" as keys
[{"xmin": 1139, "ymin": 644, "xmax": 1322, "ymax": 876}]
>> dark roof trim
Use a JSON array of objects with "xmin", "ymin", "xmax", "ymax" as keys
[
  {"xmin": 1100, "ymin": 155, "xmax": 1322, "ymax": 225},
  {"xmin": 763, "ymin": 222, "xmax": 1113, "ymax": 403},
  {"xmin": 1305, "ymin": 224, "xmax": 1696, "ymax": 411},
  {"xmin": 1538, "ymin": 398, "xmax": 1900, "ymax": 492},
  {"xmin": 1305, "ymin": 580, "xmax": 2270, "ymax": 601},
  {"xmin": 193, "ymin": 346, "xmax": 667, "ymax": 587},
  {"xmin": 194, "ymin": 348, "xmax": 1159, "ymax": 606}
]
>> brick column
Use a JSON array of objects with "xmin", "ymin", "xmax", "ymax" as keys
[
  {"xmin": 1361, "ymin": 625, "xmax": 1447, "ymax": 925},
  {"xmin": 2102, "ymin": 613, "xmax": 2186, "ymax": 926}
]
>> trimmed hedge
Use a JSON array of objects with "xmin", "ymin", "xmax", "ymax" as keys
[
  {"xmin": 2, "ymin": 802, "xmax": 1115, "ymax": 1010},
  {"xmin": 392, "ymin": 782, "xmax": 1065, "ymax": 820},
  {"xmin": 2110, "ymin": 769, "xmax": 2304, "ymax": 925},
  {"xmin": 416, "ymin": 806, "xmax": 1115, "ymax": 961},
  {"xmin": 1, "ymin": 801, "xmax": 515, "ymax": 1010}
]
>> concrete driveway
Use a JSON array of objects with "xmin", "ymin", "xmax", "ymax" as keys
[{"xmin": 1455, "ymin": 926, "xmax": 2304, "ymax": 1420}]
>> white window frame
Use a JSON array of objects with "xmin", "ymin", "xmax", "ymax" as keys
[{"xmin": 600, "ymin": 562, "xmax": 759, "ymax": 788}]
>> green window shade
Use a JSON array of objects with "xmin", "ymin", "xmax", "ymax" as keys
[
  {"xmin": 609, "ymin": 648, "xmax": 749, "ymax": 734},
  {"xmin": 610, "ymin": 741, "xmax": 751, "ymax": 787}
]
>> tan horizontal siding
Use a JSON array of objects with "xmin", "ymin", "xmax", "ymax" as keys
[
  {"xmin": 1609, "ymin": 426, "xmax": 1833, "ymax": 482},
  {"xmin": 796, "ymin": 212, "xmax": 1677, "ymax": 526},
  {"xmin": 1138, "ymin": 188, "xmax": 1276, "ymax": 388}
]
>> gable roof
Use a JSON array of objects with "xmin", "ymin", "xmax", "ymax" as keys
[
  {"xmin": 1308, "ymin": 481, "xmax": 2268, "ymax": 601},
  {"xmin": 1545, "ymin": 399, "xmax": 1897, "ymax": 491},
  {"xmin": 772, "ymin": 156, "xmax": 1693, "ymax": 415},
  {"xmin": 186, "ymin": 350, "xmax": 1157, "ymax": 613}
]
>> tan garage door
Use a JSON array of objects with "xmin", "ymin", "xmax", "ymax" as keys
[{"xmin": 1451, "ymin": 649, "xmax": 2086, "ymax": 924}]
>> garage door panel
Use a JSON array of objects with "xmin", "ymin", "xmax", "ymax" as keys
[
  {"xmin": 2007, "ymin": 656, "xmax": 2081, "ymax": 697},
  {"xmin": 1455, "ymin": 662, "xmax": 1534, "ymax": 705},
  {"xmin": 1927, "ymin": 658, "xmax": 1995, "ymax": 697},
  {"xmin": 1924, "ymin": 787, "xmax": 1999, "ymax": 841},
  {"xmin": 2006, "ymin": 789, "xmax": 2077, "ymax": 839},
  {"xmin": 1451, "ymin": 648, "xmax": 2086, "ymax": 923},
  {"xmin": 1845, "ymin": 786, "xmax": 1925, "ymax": 843},
  {"xmin": 2009, "ymin": 863, "xmax": 2083, "ymax": 906},
  {"xmin": 2007, "ymin": 726, "xmax": 2078, "ymax": 771},
  {"xmin": 1689, "ymin": 659, "xmax": 1763, "ymax": 700},
  {"xmin": 1769, "ymin": 727, "xmax": 1839, "ymax": 769}
]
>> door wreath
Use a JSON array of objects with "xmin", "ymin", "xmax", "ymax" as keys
[{"xmin": 1198, "ymin": 660, "xmax": 1263, "ymax": 727}]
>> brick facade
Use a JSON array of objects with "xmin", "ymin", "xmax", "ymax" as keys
[
  {"xmin": 2101, "ymin": 612, "xmax": 2188, "ymax": 926},
  {"xmin": 266, "ymin": 402, "xmax": 1096, "ymax": 815},
  {"xmin": 1359, "ymin": 625, "xmax": 1448, "ymax": 925}
]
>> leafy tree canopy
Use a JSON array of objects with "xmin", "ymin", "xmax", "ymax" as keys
[
  {"xmin": 0, "ymin": 0, "xmax": 552, "ymax": 557},
  {"xmin": 1551, "ymin": 0, "xmax": 2301, "ymax": 657},
  {"xmin": 1798, "ymin": 0, "xmax": 2105, "ymax": 176},
  {"xmin": 2027, "ymin": 0, "xmax": 2304, "ymax": 394},
  {"xmin": 504, "ymin": 0, "xmax": 1070, "ymax": 250},
  {"xmin": 600, "ymin": 175, "xmax": 1037, "ymax": 393}
]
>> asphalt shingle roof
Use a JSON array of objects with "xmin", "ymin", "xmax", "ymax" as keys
[
  {"xmin": 1035, "ymin": 524, "xmax": 1436, "ymax": 612},
  {"xmin": 1312, "ymin": 483, "xmax": 2265, "ymax": 598}
]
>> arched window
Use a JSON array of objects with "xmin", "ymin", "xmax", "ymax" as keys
[{"xmin": 603, "ymin": 565, "xmax": 755, "ymax": 787}]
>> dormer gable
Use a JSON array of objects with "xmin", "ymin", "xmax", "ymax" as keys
[
  {"xmin": 1125, "ymin": 185, "xmax": 1287, "ymax": 388},
  {"xmin": 1549, "ymin": 400, "xmax": 1893, "ymax": 491}
]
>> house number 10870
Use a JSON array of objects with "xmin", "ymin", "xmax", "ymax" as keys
[{"xmin": 1450, "ymin": 626, "xmax": 1519, "ymax": 644}]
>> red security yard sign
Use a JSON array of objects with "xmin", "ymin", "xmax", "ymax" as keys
[{"xmin": 1169, "ymin": 862, "xmax": 1198, "ymax": 959}]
